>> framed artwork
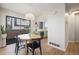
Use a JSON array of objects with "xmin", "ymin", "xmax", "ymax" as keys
[
  {"xmin": 6, "ymin": 16, "xmax": 12, "ymax": 30},
  {"xmin": 15, "ymin": 18, "xmax": 21, "ymax": 25},
  {"xmin": 15, "ymin": 18, "xmax": 30, "ymax": 27},
  {"xmin": 6, "ymin": 16, "xmax": 31, "ymax": 30}
]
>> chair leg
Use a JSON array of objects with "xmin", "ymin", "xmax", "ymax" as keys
[
  {"xmin": 27, "ymin": 45, "xmax": 29, "ymax": 54},
  {"xmin": 39, "ymin": 40, "xmax": 42, "ymax": 55},
  {"xmin": 15, "ymin": 46, "xmax": 19, "ymax": 55},
  {"xmin": 32, "ymin": 49, "xmax": 35, "ymax": 55},
  {"xmin": 15, "ymin": 46, "xmax": 17, "ymax": 54},
  {"xmin": 40, "ymin": 46, "xmax": 42, "ymax": 55},
  {"xmin": 15, "ymin": 43, "xmax": 19, "ymax": 55}
]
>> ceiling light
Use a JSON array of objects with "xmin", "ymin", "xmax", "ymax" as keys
[{"xmin": 25, "ymin": 13, "xmax": 35, "ymax": 20}]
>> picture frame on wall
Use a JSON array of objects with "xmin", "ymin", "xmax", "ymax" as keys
[
  {"xmin": 6, "ymin": 16, "xmax": 12, "ymax": 30},
  {"xmin": 15, "ymin": 18, "xmax": 30, "ymax": 27},
  {"xmin": 15, "ymin": 18, "xmax": 21, "ymax": 26},
  {"xmin": 6, "ymin": 16, "xmax": 31, "ymax": 31}
]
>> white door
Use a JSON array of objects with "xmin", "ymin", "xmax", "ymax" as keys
[{"xmin": 75, "ymin": 13, "xmax": 79, "ymax": 42}]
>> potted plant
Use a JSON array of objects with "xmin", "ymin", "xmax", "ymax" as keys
[{"xmin": 0, "ymin": 25, "xmax": 7, "ymax": 39}]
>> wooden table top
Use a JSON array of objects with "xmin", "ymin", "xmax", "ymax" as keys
[{"xmin": 18, "ymin": 34, "xmax": 41, "ymax": 41}]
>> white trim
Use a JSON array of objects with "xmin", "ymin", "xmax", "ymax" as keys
[
  {"xmin": 48, "ymin": 43, "xmax": 65, "ymax": 52},
  {"xmin": 65, "ymin": 42, "xmax": 69, "ymax": 51}
]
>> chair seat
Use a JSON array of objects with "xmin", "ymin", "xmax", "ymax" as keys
[{"xmin": 27, "ymin": 41, "xmax": 40, "ymax": 49}]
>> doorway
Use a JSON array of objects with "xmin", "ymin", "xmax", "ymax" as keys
[{"xmin": 75, "ymin": 13, "xmax": 79, "ymax": 43}]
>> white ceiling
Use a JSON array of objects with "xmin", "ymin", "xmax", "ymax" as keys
[
  {"xmin": 66, "ymin": 3, "xmax": 79, "ymax": 13},
  {"xmin": 1, "ymin": 3, "xmax": 78, "ymax": 16},
  {"xmin": 0, "ymin": 3, "xmax": 59, "ymax": 16}
]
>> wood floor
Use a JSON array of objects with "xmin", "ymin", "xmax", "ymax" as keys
[
  {"xmin": 66, "ymin": 42, "xmax": 79, "ymax": 55},
  {"xmin": 0, "ymin": 38, "xmax": 79, "ymax": 55},
  {"xmin": 0, "ymin": 38, "xmax": 65, "ymax": 55}
]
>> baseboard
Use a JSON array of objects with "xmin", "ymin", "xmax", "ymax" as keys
[
  {"xmin": 48, "ymin": 43, "xmax": 65, "ymax": 52},
  {"xmin": 65, "ymin": 42, "xmax": 69, "ymax": 52},
  {"xmin": 69, "ymin": 41, "xmax": 75, "ymax": 43},
  {"xmin": 65, "ymin": 42, "xmax": 69, "ymax": 51},
  {"xmin": 0, "ymin": 45, "xmax": 7, "ymax": 48},
  {"xmin": 69, "ymin": 41, "xmax": 79, "ymax": 43}
]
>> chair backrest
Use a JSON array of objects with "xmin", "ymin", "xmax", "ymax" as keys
[
  {"xmin": 29, "ymin": 40, "xmax": 40, "ymax": 49},
  {"xmin": 15, "ymin": 37, "xmax": 19, "ymax": 44}
]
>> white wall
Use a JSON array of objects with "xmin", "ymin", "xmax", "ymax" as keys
[
  {"xmin": 48, "ymin": 4, "xmax": 65, "ymax": 51},
  {"xmin": 68, "ymin": 13, "xmax": 75, "ymax": 42},
  {"xmin": 0, "ymin": 7, "xmax": 25, "ymax": 30}
]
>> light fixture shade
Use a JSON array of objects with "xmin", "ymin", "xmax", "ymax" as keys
[{"xmin": 25, "ymin": 13, "xmax": 35, "ymax": 20}]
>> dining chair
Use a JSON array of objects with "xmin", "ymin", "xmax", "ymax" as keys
[
  {"xmin": 15, "ymin": 37, "xmax": 25, "ymax": 55},
  {"xmin": 27, "ymin": 40, "xmax": 41, "ymax": 55},
  {"xmin": 27, "ymin": 31, "xmax": 44, "ymax": 55}
]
